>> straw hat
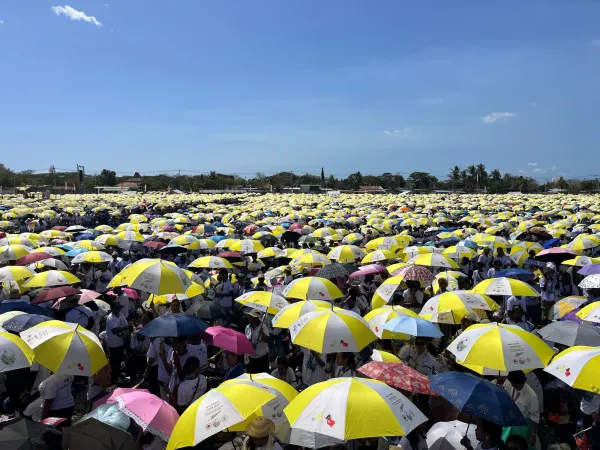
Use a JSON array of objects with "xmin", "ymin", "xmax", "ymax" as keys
[{"xmin": 245, "ymin": 417, "xmax": 275, "ymax": 438}]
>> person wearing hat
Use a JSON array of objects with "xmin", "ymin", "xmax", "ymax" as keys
[
  {"xmin": 243, "ymin": 417, "xmax": 281, "ymax": 450},
  {"xmin": 105, "ymin": 301, "xmax": 129, "ymax": 382},
  {"xmin": 245, "ymin": 309, "xmax": 270, "ymax": 374},
  {"xmin": 503, "ymin": 370, "xmax": 540, "ymax": 448}
]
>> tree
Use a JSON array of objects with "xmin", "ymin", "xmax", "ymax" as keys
[
  {"xmin": 98, "ymin": 169, "xmax": 116, "ymax": 186},
  {"xmin": 475, "ymin": 164, "xmax": 488, "ymax": 189},
  {"xmin": 449, "ymin": 166, "xmax": 461, "ymax": 189},
  {"xmin": 346, "ymin": 172, "xmax": 363, "ymax": 190},
  {"xmin": 133, "ymin": 172, "xmax": 141, "ymax": 178},
  {"xmin": 490, "ymin": 169, "xmax": 501, "ymax": 192},
  {"xmin": 407, "ymin": 172, "xmax": 437, "ymax": 190},
  {"xmin": 321, "ymin": 167, "xmax": 325, "ymax": 186}
]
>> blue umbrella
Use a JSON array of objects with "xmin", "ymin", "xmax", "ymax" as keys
[
  {"xmin": 0, "ymin": 302, "xmax": 45, "ymax": 315},
  {"xmin": 139, "ymin": 313, "xmax": 209, "ymax": 337},
  {"xmin": 212, "ymin": 221, "xmax": 225, "ymax": 227},
  {"xmin": 209, "ymin": 235, "xmax": 227, "ymax": 243},
  {"xmin": 496, "ymin": 268, "xmax": 535, "ymax": 282},
  {"xmin": 457, "ymin": 240, "xmax": 479, "ymax": 250},
  {"xmin": 53, "ymin": 244, "xmax": 73, "ymax": 252},
  {"xmin": 2, "ymin": 313, "xmax": 51, "ymax": 332},
  {"xmin": 383, "ymin": 316, "xmax": 444, "ymax": 338},
  {"xmin": 76, "ymin": 233, "xmax": 96, "ymax": 241},
  {"xmin": 578, "ymin": 264, "xmax": 600, "ymax": 276},
  {"xmin": 543, "ymin": 238, "xmax": 561, "ymax": 249},
  {"xmin": 430, "ymin": 372, "xmax": 525, "ymax": 426},
  {"xmin": 65, "ymin": 248, "xmax": 89, "ymax": 257},
  {"xmin": 438, "ymin": 237, "xmax": 459, "ymax": 246}
]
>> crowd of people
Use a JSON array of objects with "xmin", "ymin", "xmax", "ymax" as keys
[{"xmin": 0, "ymin": 192, "xmax": 600, "ymax": 450}]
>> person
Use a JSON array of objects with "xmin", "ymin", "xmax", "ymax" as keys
[
  {"xmin": 505, "ymin": 434, "xmax": 529, "ymax": 450},
  {"xmin": 398, "ymin": 423, "xmax": 428, "ymax": 450},
  {"xmin": 487, "ymin": 259, "xmax": 503, "ymax": 279},
  {"xmin": 472, "ymin": 262, "xmax": 487, "ymax": 285},
  {"xmin": 242, "ymin": 417, "xmax": 282, "ymax": 450},
  {"xmin": 398, "ymin": 338, "xmax": 447, "ymax": 376},
  {"xmin": 478, "ymin": 247, "xmax": 491, "ymax": 270},
  {"xmin": 523, "ymin": 250, "xmax": 541, "ymax": 270},
  {"xmin": 39, "ymin": 373, "xmax": 75, "ymax": 426},
  {"xmin": 505, "ymin": 305, "xmax": 532, "ymax": 331},
  {"xmin": 145, "ymin": 337, "xmax": 171, "ymax": 398},
  {"xmin": 403, "ymin": 281, "xmax": 424, "ymax": 313},
  {"xmin": 214, "ymin": 269, "xmax": 234, "ymax": 318},
  {"xmin": 506, "ymin": 296, "xmax": 527, "ymax": 319},
  {"xmin": 270, "ymin": 356, "xmax": 297, "ymax": 387},
  {"xmin": 223, "ymin": 351, "xmax": 244, "ymax": 380},
  {"xmin": 334, "ymin": 352, "xmax": 357, "ymax": 377},
  {"xmin": 105, "ymin": 302, "xmax": 129, "ymax": 382},
  {"xmin": 301, "ymin": 348, "xmax": 327, "ymax": 387},
  {"xmin": 187, "ymin": 334, "xmax": 208, "ymax": 372},
  {"xmin": 455, "ymin": 312, "xmax": 479, "ymax": 337},
  {"xmin": 495, "ymin": 248, "xmax": 512, "ymax": 268},
  {"xmin": 129, "ymin": 325, "xmax": 150, "ymax": 382},
  {"xmin": 94, "ymin": 263, "xmax": 113, "ymax": 293},
  {"xmin": 176, "ymin": 357, "xmax": 207, "ymax": 414},
  {"xmin": 580, "ymin": 393, "xmax": 600, "ymax": 450},
  {"xmin": 161, "ymin": 337, "xmax": 199, "ymax": 403},
  {"xmin": 245, "ymin": 310, "xmax": 270, "ymax": 374},
  {"xmin": 461, "ymin": 419, "xmax": 503, "ymax": 450},
  {"xmin": 503, "ymin": 370, "xmax": 540, "ymax": 448},
  {"xmin": 540, "ymin": 267, "xmax": 557, "ymax": 322},
  {"xmin": 64, "ymin": 299, "xmax": 94, "ymax": 330}
]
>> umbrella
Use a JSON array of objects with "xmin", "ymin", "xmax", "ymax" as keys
[
  {"xmin": 408, "ymin": 253, "xmax": 459, "ymax": 269},
  {"xmin": 0, "ymin": 245, "xmax": 31, "ymax": 262},
  {"xmin": 290, "ymin": 308, "xmax": 376, "ymax": 353},
  {"xmin": 0, "ymin": 332, "xmax": 35, "ymax": 372},
  {"xmin": 575, "ymin": 301, "xmax": 600, "ymax": 322},
  {"xmin": 202, "ymin": 326, "xmax": 255, "ymax": 354},
  {"xmin": 579, "ymin": 275, "xmax": 600, "ymax": 290},
  {"xmin": 363, "ymin": 305, "xmax": 416, "ymax": 339},
  {"xmin": 371, "ymin": 349, "xmax": 401, "ymax": 363},
  {"xmin": 159, "ymin": 245, "xmax": 188, "ymax": 255},
  {"xmin": 234, "ymin": 291, "xmax": 289, "ymax": 314},
  {"xmin": 418, "ymin": 291, "xmax": 499, "ymax": 325},
  {"xmin": 283, "ymin": 377, "xmax": 427, "ymax": 447},
  {"xmin": 282, "ymin": 276, "xmax": 343, "ymax": 301},
  {"xmin": 348, "ymin": 264, "xmax": 387, "ymax": 278},
  {"xmin": 471, "ymin": 277, "xmax": 539, "ymax": 297},
  {"xmin": 109, "ymin": 258, "xmax": 192, "ymax": 295},
  {"xmin": 430, "ymin": 372, "xmax": 525, "ymax": 426},
  {"xmin": 315, "ymin": 263, "xmax": 357, "ymax": 280},
  {"xmin": 357, "ymin": 361, "xmax": 437, "ymax": 395},
  {"xmin": 144, "ymin": 241, "xmax": 166, "ymax": 250},
  {"xmin": 361, "ymin": 250, "xmax": 397, "ymax": 264},
  {"xmin": 20, "ymin": 320, "xmax": 108, "ymax": 376},
  {"xmin": 549, "ymin": 296, "xmax": 587, "ymax": 320},
  {"xmin": 272, "ymin": 300, "xmax": 333, "ymax": 328},
  {"xmin": 184, "ymin": 300, "xmax": 223, "ymax": 319},
  {"xmin": 426, "ymin": 420, "xmax": 480, "ymax": 450},
  {"xmin": 327, "ymin": 245, "xmax": 366, "ymax": 263},
  {"xmin": 578, "ymin": 264, "xmax": 600, "ymax": 276},
  {"xmin": 31, "ymin": 286, "xmax": 80, "ymax": 304},
  {"xmin": 71, "ymin": 251, "xmax": 114, "ymax": 264},
  {"xmin": 23, "ymin": 270, "xmax": 81, "ymax": 289},
  {"xmin": 0, "ymin": 416, "xmax": 54, "ymax": 450},
  {"xmin": 542, "ymin": 238, "xmax": 561, "ymax": 249},
  {"xmin": 64, "ymin": 403, "xmax": 136, "ymax": 450},
  {"xmin": 535, "ymin": 248, "xmax": 577, "ymax": 263},
  {"xmin": 221, "ymin": 373, "xmax": 299, "ymax": 429},
  {"xmin": 93, "ymin": 387, "xmax": 150, "ymax": 410},
  {"xmin": 114, "ymin": 391, "xmax": 179, "ymax": 441},
  {"xmin": 166, "ymin": 380, "xmax": 278, "ymax": 449},
  {"xmin": 14, "ymin": 252, "xmax": 52, "ymax": 266},
  {"xmin": 65, "ymin": 248, "xmax": 90, "ymax": 257},
  {"xmin": 0, "ymin": 311, "xmax": 27, "ymax": 327},
  {"xmin": 562, "ymin": 308, "xmax": 583, "ymax": 323},
  {"xmin": 543, "ymin": 346, "xmax": 600, "ymax": 393},
  {"xmin": 2, "ymin": 314, "xmax": 51, "ymax": 333},
  {"xmin": 139, "ymin": 314, "xmax": 208, "ymax": 338},
  {"xmin": 447, "ymin": 323, "xmax": 555, "ymax": 373},
  {"xmin": 495, "ymin": 268, "xmax": 536, "ymax": 282},
  {"xmin": 391, "ymin": 264, "xmax": 435, "ymax": 282},
  {"xmin": 383, "ymin": 316, "xmax": 444, "ymax": 338},
  {"xmin": 117, "ymin": 241, "xmax": 145, "ymax": 253},
  {"xmin": 106, "ymin": 287, "xmax": 140, "ymax": 299},
  {"xmin": 538, "ymin": 322, "xmax": 600, "ymax": 347},
  {"xmin": 188, "ymin": 256, "xmax": 234, "ymax": 269},
  {"xmin": 0, "ymin": 266, "xmax": 35, "ymax": 283}
]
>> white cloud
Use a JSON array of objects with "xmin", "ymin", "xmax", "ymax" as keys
[
  {"xmin": 482, "ymin": 112, "xmax": 516, "ymax": 124},
  {"xmin": 527, "ymin": 162, "xmax": 538, "ymax": 167},
  {"xmin": 0, "ymin": 20, "xmax": 4, "ymax": 24},
  {"xmin": 532, "ymin": 167, "xmax": 546, "ymax": 173},
  {"xmin": 551, "ymin": 166, "xmax": 557, "ymax": 172},
  {"xmin": 51, "ymin": 5, "xmax": 102, "ymax": 27},
  {"xmin": 590, "ymin": 40, "xmax": 600, "ymax": 48},
  {"xmin": 384, "ymin": 127, "xmax": 412, "ymax": 136}
]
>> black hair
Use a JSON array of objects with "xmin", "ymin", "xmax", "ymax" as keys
[
  {"xmin": 183, "ymin": 357, "xmax": 200, "ymax": 374},
  {"xmin": 276, "ymin": 356, "xmax": 289, "ymax": 368},
  {"xmin": 479, "ymin": 419, "xmax": 503, "ymax": 447},
  {"xmin": 508, "ymin": 370, "xmax": 527, "ymax": 385},
  {"xmin": 339, "ymin": 352, "xmax": 357, "ymax": 371},
  {"xmin": 505, "ymin": 434, "xmax": 528, "ymax": 450}
]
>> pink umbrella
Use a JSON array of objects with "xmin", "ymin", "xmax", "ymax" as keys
[
  {"xmin": 78, "ymin": 289, "xmax": 102, "ymax": 305},
  {"xmin": 15, "ymin": 252, "xmax": 52, "ymax": 266},
  {"xmin": 203, "ymin": 326, "xmax": 256, "ymax": 355},
  {"xmin": 348, "ymin": 264, "xmax": 387, "ymax": 278},
  {"xmin": 392, "ymin": 264, "xmax": 435, "ymax": 282},
  {"xmin": 106, "ymin": 287, "xmax": 140, "ymax": 300},
  {"xmin": 115, "ymin": 391, "xmax": 179, "ymax": 441},
  {"xmin": 92, "ymin": 387, "xmax": 149, "ymax": 410}
]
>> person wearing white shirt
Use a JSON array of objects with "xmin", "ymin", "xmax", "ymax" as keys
[
  {"xmin": 506, "ymin": 296, "xmax": 528, "ymax": 317},
  {"xmin": 478, "ymin": 248, "xmax": 491, "ymax": 270},
  {"xmin": 487, "ymin": 260, "xmax": 503, "ymax": 279},
  {"xmin": 176, "ymin": 357, "xmax": 207, "ymax": 414},
  {"xmin": 94, "ymin": 264, "xmax": 114, "ymax": 293},
  {"xmin": 145, "ymin": 337, "xmax": 172, "ymax": 398},
  {"xmin": 270, "ymin": 357, "xmax": 297, "ymax": 387},
  {"xmin": 159, "ymin": 337, "xmax": 199, "ymax": 400},
  {"xmin": 540, "ymin": 269, "xmax": 557, "ymax": 322},
  {"xmin": 39, "ymin": 374, "xmax": 75, "ymax": 425},
  {"xmin": 105, "ymin": 303, "xmax": 129, "ymax": 381},
  {"xmin": 188, "ymin": 336, "xmax": 208, "ymax": 371},
  {"xmin": 301, "ymin": 347, "xmax": 327, "ymax": 387},
  {"xmin": 402, "ymin": 282, "xmax": 424, "ymax": 313},
  {"xmin": 245, "ymin": 310, "xmax": 270, "ymax": 374},
  {"xmin": 398, "ymin": 338, "xmax": 448, "ymax": 376},
  {"xmin": 504, "ymin": 371, "xmax": 539, "ymax": 448},
  {"xmin": 471, "ymin": 262, "xmax": 487, "ymax": 286}
]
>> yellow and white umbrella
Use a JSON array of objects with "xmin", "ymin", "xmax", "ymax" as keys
[
  {"xmin": 566, "ymin": 235, "xmax": 600, "ymax": 252},
  {"xmin": 272, "ymin": 300, "xmax": 333, "ymax": 328},
  {"xmin": 327, "ymin": 245, "xmax": 366, "ymax": 263},
  {"xmin": 71, "ymin": 251, "xmax": 114, "ymax": 264},
  {"xmin": 116, "ymin": 230, "xmax": 144, "ymax": 242},
  {"xmin": 361, "ymin": 250, "xmax": 397, "ymax": 264},
  {"xmin": 561, "ymin": 256, "xmax": 600, "ymax": 267},
  {"xmin": 282, "ymin": 277, "xmax": 343, "ymax": 301},
  {"xmin": 258, "ymin": 247, "xmax": 286, "ymax": 259},
  {"xmin": 72, "ymin": 240, "xmax": 105, "ymax": 251},
  {"xmin": 0, "ymin": 244, "xmax": 31, "ymax": 262},
  {"xmin": 23, "ymin": 270, "xmax": 81, "ymax": 288},
  {"xmin": 0, "ymin": 332, "xmax": 35, "ymax": 372},
  {"xmin": 95, "ymin": 234, "xmax": 123, "ymax": 246},
  {"xmin": 284, "ymin": 377, "xmax": 427, "ymax": 447},
  {"xmin": 33, "ymin": 247, "xmax": 66, "ymax": 257},
  {"xmin": 419, "ymin": 291, "xmax": 499, "ymax": 324},
  {"xmin": 364, "ymin": 306, "xmax": 416, "ymax": 339},
  {"xmin": 235, "ymin": 291, "xmax": 289, "ymax": 314},
  {"xmin": 0, "ymin": 266, "xmax": 35, "ymax": 283},
  {"xmin": 366, "ymin": 237, "xmax": 401, "ymax": 251},
  {"xmin": 408, "ymin": 253, "xmax": 459, "ymax": 269},
  {"xmin": 447, "ymin": 323, "xmax": 555, "ymax": 372},
  {"xmin": 109, "ymin": 258, "xmax": 192, "ymax": 295},
  {"xmin": 371, "ymin": 276, "xmax": 406, "ymax": 309},
  {"xmin": 371, "ymin": 349, "xmax": 401, "ymax": 363},
  {"xmin": 230, "ymin": 239, "xmax": 264, "ymax": 254},
  {"xmin": 290, "ymin": 253, "xmax": 331, "ymax": 267},
  {"xmin": 472, "ymin": 277, "xmax": 540, "ymax": 297},
  {"xmin": 544, "ymin": 346, "xmax": 600, "ymax": 393},
  {"xmin": 290, "ymin": 308, "xmax": 376, "ymax": 353},
  {"xmin": 166, "ymin": 381, "xmax": 278, "ymax": 450},
  {"xmin": 20, "ymin": 320, "xmax": 108, "ymax": 376},
  {"xmin": 188, "ymin": 256, "xmax": 234, "ymax": 270},
  {"xmin": 576, "ymin": 301, "xmax": 600, "ymax": 323},
  {"xmin": 443, "ymin": 246, "xmax": 476, "ymax": 260},
  {"xmin": 549, "ymin": 296, "xmax": 587, "ymax": 320}
]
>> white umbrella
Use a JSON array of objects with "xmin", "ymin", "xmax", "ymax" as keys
[
  {"xmin": 579, "ymin": 274, "xmax": 600, "ymax": 289},
  {"xmin": 426, "ymin": 421, "xmax": 480, "ymax": 450}
]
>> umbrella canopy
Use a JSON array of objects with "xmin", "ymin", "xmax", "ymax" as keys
[
  {"xmin": 575, "ymin": 301, "xmax": 600, "ymax": 323},
  {"xmin": 544, "ymin": 346, "xmax": 600, "ymax": 393},
  {"xmin": 166, "ymin": 380, "xmax": 278, "ymax": 449},
  {"xmin": 0, "ymin": 332, "xmax": 35, "ymax": 373},
  {"xmin": 20, "ymin": 320, "xmax": 108, "ymax": 376},
  {"xmin": 408, "ymin": 253, "xmax": 459, "ymax": 269},
  {"xmin": 430, "ymin": 372, "xmax": 525, "ymax": 426},
  {"xmin": 419, "ymin": 291, "xmax": 499, "ymax": 324},
  {"xmin": 283, "ymin": 377, "xmax": 427, "ymax": 447},
  {"xmin": 71, "ymin": 250, "xmax": 114, "ymax": 264},
  {"xmin": 184, "ymin": 300, "xmax": 223, "ymax": 319},
  {"xmin": 188, "ymin": 256, "xmax": 234, "ymax": 269},
  {"xmin": 579, "ymin": 275, "xmax": 600, "ymax": 290},
  {"xmin": 315, "ymin": 263, "xmax": 357, "ymax": 280},
  {"xmin": 234, "ymin": 291, "xmax": 289, "ymax": 314},
  {"xmin": 32, "ymin": 286, "xmax": 80, "ymax": 304},
  {"xmin": 363, "ymin": 305, "xmax": 416, "ymax": 339},
  {"xmin": 282, "ymin": 277, "xmax": 343, "ymax": 301},
  {"xmin": 327, "ymin": 245, "xmax": 366, "ymax": 263},
  {"xmin": 348, "ymin": 264, "xmax": 387, "ymax": 278},
  {"xmin": 0, "ymin": 416, "xmax": 54, "ymax": 450},
  {"xmin": 139, "ymin": 314, "xmax": 208, "ymax": 338},
  {"xmin": 290, "ymin": 308, "xmax": 376, "ymax": 353},
  {"xmin": 391, "ymin": 264, "xmax": 435, "ymax": 282},
  {"xmin": 272, "ymin": 300, "xmax": 333, "ymax": 329},
  {"xmin": 472, "ymin": 277, "xmax": 539, "ymax": 297},
  {"xmin": 23, "ymin": 270, "xmax": 81, "ymax": 289},
  {"xmin": 203, "ymin": 325, "xmax": 255, "ymax": 354},
  {"xmin": 538, "ymin": 321, "xmax": 600, "ymax": 347},
  {"xmin": 578, "ymin": 264, "xmax": 600, "ymax": 276},
  {"xmin": 371, "ymin": 349, "xmax": 401, "ymax": 363},
  {"xmin": 109, "ymin": 258, "xmax": 192, "ymax": 295},
  {"xmin": 16, "ymin": 252, "xmax": 54, "ymax": 267},
  {"xmin": 357, "ymin": 361, "xmax": 436, "ymax": 395},
  {"xmin": 549, "ymin": 296, "xmax": 587, "ymax": 320},
  {"xmin": 2, "ymin": 314, "xmax": 51, "ymax": 333},
  {"xmin": 383, "ymin": 316, "xmax": 444, "ymax": 338},
  {"xmin": 447, "ymin": 323, "xmax": 555, "ymax": 373},
  {"xmin": 535, "ymin": 248, "xmax": 577, "ymax": 263},
  {"xmin": 0, "ymin": 266, "xmax": 35, "ymax": 283},
  {"xmin": 115, "ymin": 391, "xmax": 179, "ymax": 441},
  {"xmin": 93, "ymin": 387, "xmax": 150, "ymax": 410},
  {"xmin": 426, "ymin": 420, "xmax": 480, "ymax": 450}
]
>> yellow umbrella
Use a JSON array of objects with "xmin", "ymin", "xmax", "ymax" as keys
[
  {"xmin": 364, "ymin": 306, "xmax": 415, "ymax": 339},
  {"xmin": 23, "ymin": 270, "xmax": 81, "ymax": 288},
  {"xmin": 472, "ymin": 277, "xmax": 539, "ymax": 297},
  {"xmin": 544, "ymin": 346, "xmax": 600, "ymax": 393},
  {"xmin": 272, "ymin": 300, "xmax": 333, "ymax": 328},
  {"xmin": 108, "ymin": 258, "xmax": 192, "ymax": 295}
]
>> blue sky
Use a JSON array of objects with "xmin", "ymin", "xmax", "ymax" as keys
[{"xmin": 1, "ymin": 1, "xmax": 599, "ymax": 180}]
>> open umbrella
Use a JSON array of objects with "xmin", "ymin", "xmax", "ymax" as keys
[
  {"xmin": 0, "ymin": 416, "xmax": 54, "ymax": 450},
  {"xmin": 357, "ymin": 361, "xmax": 437, "ymax": 395},
  {"xmin": 472, "ymin": 277, "xmax": 539, "ymax": 297},
  {"xmin": 0, "ymin": 332, "xmax": 35, "ymax": 372},
  {"xmin": 139, "ymin": 314, "xmax": 208, "ymax": 338},
  {"xmin": 2, "ymin": 314, "xmax": 51, "ymax": 333},
  {"xmin": 391, "ymin": 264, "xmax": 435, "ymax": 282},
  {"xmin": 184, "ymin": 300, "xmax": 222, "ymax": 319},
  {"xmin": 575, "ymin": 301, "xmax": 600, "ymax": 322},
  {"xmin": 363, "ymin": 305, "xmax": 416, "ymax": 339},
  {"xmin": 535, "ymin": 248, "xmax": 577, "ymax": 263},
  {"xmin": 14, "ymin": 252, "xmax": 52, "ymax": 266},
  {"xmin": 272, "ymin": 300, "xmax": 333, "ymax": 329},
  {"xmin": 544, "ymin": 346, "xmax": 600, "ymax": 393},
  {"xmin": 426, "ymin": 420, "xmax": 480, "ymax": 450},
  {"xmin": 430, "ymin": 372, "xmax": 525, "ymax": 426},
  {"xmin": 23, "ymin": 270, "xmax": 81, "ymax": 289},
  {"xmin": 32, "ymin": 286, "xmax": 80, "ymax": 304},
  {"xmin": 383, "ymin": 316, "xmax": 444, "ymax": 338},
  {"xmin": 316, "ymin": 263, "xmax": 357, "ymax": 280},
  {"xmin": 538, "ymin": 321, "xmax": 600, "ymax": 347},
  {"xmin": 109, "ymin": 258, "xmax": 192, "ymax": 295},
  {"xmin": 115, "ymin": 391, "xmax": 179, "ymax": 441},
  {"xmin": 419, "ymin": 291, "xmax": 499, "ymax": 324},
  {"xmin": 234, "ymin": 291, "xmax": 289, "ymax": 314},
  {"xmin": 282, "ymin": 277, "xmax": 343, "ymax": 301},
  {"xmin": 202, "ymin": 326, "xmax": 255, "ymax": 354}
]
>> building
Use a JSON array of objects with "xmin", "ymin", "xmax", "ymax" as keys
[
  {"xmin": 119, "ymin": 177, "xmax": 143, "ymax": 190},
  {"xmin": 359, "ymin": 186, "xmax": 386, "ymax": 193}
]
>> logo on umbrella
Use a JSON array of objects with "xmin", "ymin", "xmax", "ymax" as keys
[{"xmin": 0, "ymin": 349, "xmax": 15, "ymax": 366}]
